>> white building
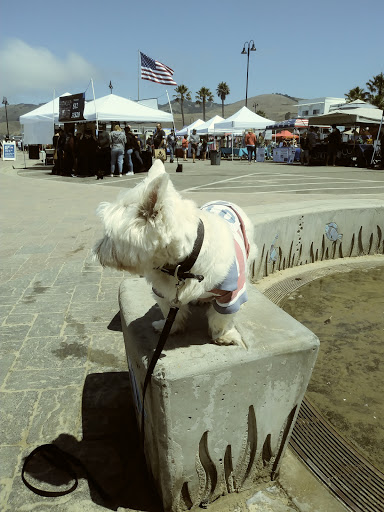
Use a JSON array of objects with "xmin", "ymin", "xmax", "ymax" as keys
[{"xmin": 297, "ymin": 97, "xmax": 346, "ymax": 118}]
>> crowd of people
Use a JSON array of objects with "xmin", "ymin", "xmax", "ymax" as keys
[
  {"xmin": 241, "ymin": 124, "xmax": 384, "ymax": 167},
  {"xmin": 51, "ymin": 123, "xmax": 147, "ymax": 178},
  {"xmin": 49, "ymin": 123, "xmax": 213, "ymax": 178}
]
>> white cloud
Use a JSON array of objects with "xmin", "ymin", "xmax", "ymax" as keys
[{"xmin": 0, "ymin": 39, "xmax": 102, "ymax": 100}]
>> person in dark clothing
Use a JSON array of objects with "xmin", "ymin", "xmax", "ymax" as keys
[
  {"xmin": 153, "ymin": 123, "xmax": 165, "ymax": 149},
  {"xmin": 326, "ymin": 124, "xmax": 341, "ymax": 166},
  {"xmin": 56, "ymin": 128, "xmax": 66, "ymax": 175},
  {"xmin": 77, "ymin": 129, "xmax": 97, "ymax": 177},
  {"xmin": 63, "ymin": 131, "xmax": 75, "ymax": 176},
  {"xmin": 132, "ymin": 134, "xmax": 144, "ymax": 171},
  {"xmin": 166, "ymin": 129, "xmax": 177, "ymax": 162},
  {"xmin": 96, "ymin": 125, "xmax": 110, "ymax": 179},
  {"xmin": 124, "ymin": 126, "xmax": 138, "ymax": 175}
]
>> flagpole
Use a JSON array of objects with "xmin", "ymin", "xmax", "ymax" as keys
[
  {"xmin": 91, "ymin": 78, "xmax": 98, "ymax": 131},
  {"xmin": 138, "ymin": 50, "xmax": 140, "ymax": 101},
  {"xmin": 166, "ymin": 89, "xmax": 180, "ymax": 168}
]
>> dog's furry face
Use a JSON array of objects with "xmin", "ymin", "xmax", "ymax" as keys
[{"xmin": 93, "ymin": 160, "xmax": 198, "ymax": 275}]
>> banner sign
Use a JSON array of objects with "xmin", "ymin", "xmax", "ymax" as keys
[
  {"xmin": 256, "ymin": 147, "xmax": 265, "ymax": 162},
  {"xmin": 2, "ymin": 142, "xmax": 16, "ymax": 161},
  {"xmin": 59, "ymin": 93, "xmax": 85, "ymax": 122}
]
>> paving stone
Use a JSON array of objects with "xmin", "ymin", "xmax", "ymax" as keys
[
  {"xmin": 87, "ymin": 334, "xmax": 127, "ymax": 372},
  {"xmin": 13, "ymin": 335, "xmax": 90, "ymax": 370},
  {"xmin": 66, "ymin": 303, "xmax": 117, "ymax": 324},
  {"xmin": 16, "ymin": 244, "xmax": 57, "ymax": 255},
  {"xmin": 0, "ymin": 390, "xmax": 39, "ymax": 444},
  {"xmin": 0, "ymin": 446, "xmax": 22, "ymax": 479},
  {"xmin": 5, "ymin": 368, "xmax": 86, "ymax": 391},
  {"xmin": 63, "ymin": 321, "xmax": 111, "ymax": 337},
  {"xmin": 3, "ymin": 313, "xmax": 36, "ymax": 325},
  {"xmin": 27, "ymin": 313, "xmax": 66, "ymax": 337},
  {"xmin": 0, "ymin": 324, "xmax": 31, "ymax": 343},
  {"xmin": 27, "ymin": 386, "xmax": 82, "ymax": 444},
  {"xmin": 0, "ymin": 352, "xmax": 17, "ymax": 387},
  {"xmin": 0, "ymin": 305, "xmax": 13, "ymax": 323},
  {"xmin": 71, "ymin": 285, "xmax": 100, "ymax": 303}
]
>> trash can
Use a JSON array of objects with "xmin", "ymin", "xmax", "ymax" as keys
[
  {"xmin": 29, "ymin": 145, "xmax": 40, "ymax": 159},
  {"xmin": 210, "ymin": 150, "xmax": 221, "ymax": 165}
]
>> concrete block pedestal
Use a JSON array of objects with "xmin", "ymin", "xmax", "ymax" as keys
[{"xmin": 119, "ymin": 278, "xmax": 319, "ymax": 512}]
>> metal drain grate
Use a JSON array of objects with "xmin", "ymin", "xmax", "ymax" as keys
[
  {"xmin": 258, "ymin": 261, "xmax": 384, "ymax": 512},
  {"xmin": 290, "ymin": 399, "xmax": 384, "ymax": 512}
]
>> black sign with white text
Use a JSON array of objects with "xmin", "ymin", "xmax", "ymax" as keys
[{"xmin": 59, "ymin": 93, "xmax": 85, "ymax": 122}]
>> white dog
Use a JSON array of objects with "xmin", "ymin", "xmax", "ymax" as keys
[{"xmin": 93, "ymin": 160, "xmax": 257, "ymax": 345}]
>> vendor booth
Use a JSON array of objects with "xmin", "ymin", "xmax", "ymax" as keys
[
  {"xmin": 214, "ymin": 107, "xmax": 275, "ymax": 160},
  {"xmin": 308, "ymin": 102, "xmax": 383, "ymax": 167}
]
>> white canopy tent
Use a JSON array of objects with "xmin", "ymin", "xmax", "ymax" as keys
[
  {"xmin": 195, "ymin": 115, "xmax": 225, "ymax": 134},
  {"xmin": 215, "ymin": 106, "xmax": 275, "ymax": 132},
  {"xmin": 176, "ymin": 119, "xmax": 205, "ymax": 136},
  {"xmin": 20, "ymin": 93, "xmax": 174, "ymax": 145},
  {"xmin": 19, "ymin": 93, "xmax": 72, "ymax": 144},
  {"xmin": 83, "ymin": 93, "xmax": 173, "ymax": 124},
  {"xmin": 308, "ymin": 105, "xmax": 383, "ymax": 126}
]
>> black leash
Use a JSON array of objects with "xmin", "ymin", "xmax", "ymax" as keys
[
  {"xmin": 21, "ymin": 443, "xmax": 112, "ymax": 502},
  {"xmin": 140, "ymin": 305, "xmax": 179, "ymax": 448},
  {"xmin": 21, "ymin": 219, "xmax": 205, "ymax": 499}
]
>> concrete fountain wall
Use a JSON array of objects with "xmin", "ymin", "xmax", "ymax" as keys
[
  {"xmin": 119, "ymin": 199, "xmax": 383, "ymax": 512},
  {"xmin": 250, "ymin": 199, "xmax": 384, "ymax": 281}
]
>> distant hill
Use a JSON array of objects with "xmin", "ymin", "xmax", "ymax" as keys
[
  {"xmin": 159, "ymin": 93, "xmax": 300, "ymax": 129},
  {"xmin": 0, "ymin": 94, "xmax": 302, "ymax": 136}
]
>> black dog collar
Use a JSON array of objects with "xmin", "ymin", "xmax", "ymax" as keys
[{"xmin": 157, "ymin": 219, "xmax": 205, "ymax": 282}]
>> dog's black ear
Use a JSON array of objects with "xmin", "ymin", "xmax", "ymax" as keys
[{"xmin": 140, "ymin": 173, "xmax": 169, "ymax": 221}]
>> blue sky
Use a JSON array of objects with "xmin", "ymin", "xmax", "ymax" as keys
[{"xmin": 1, "ymin": 0, "xmax": 383, "ymax": 107}]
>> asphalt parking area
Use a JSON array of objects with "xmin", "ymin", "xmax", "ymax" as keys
[{"xmin": 14, "ymin": 157, "xmax": 384, "ymax": 197}]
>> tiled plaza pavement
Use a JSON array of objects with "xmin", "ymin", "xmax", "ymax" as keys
[
  {"xmin": 1, "ymin": 153, "xmax": 382, "ymax": 512},
  {"xmin": 0, "ymin": 156, "xmax": 164, "ymax": 511}
]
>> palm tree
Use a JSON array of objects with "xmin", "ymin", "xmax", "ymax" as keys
[
  {"xmin": 366, "ymin": 72, "xmax": 384, "ymax": 109},
  {"xmin": 174, "ymin": 85, "xmax": 191, "ymax": 127},
  {"xmin": 216, "ymin": 82, "xmax": 230, "ymax": 118},
  {"xmin": 344, "ymin": 86, "xmax": 368, "ymax": 103},
  {"xmin": 195, "ymin": 87, "xmax": 214, "ymax": 121}
]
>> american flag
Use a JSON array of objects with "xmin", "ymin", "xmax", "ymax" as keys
[{"xmin": 140, "ymin": 52, "xmax": 177, "ymax": 86}]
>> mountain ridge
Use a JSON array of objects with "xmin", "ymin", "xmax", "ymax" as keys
[{"xmin": 0, "ymin": 93, "xmax": 303, "ymax": 136}]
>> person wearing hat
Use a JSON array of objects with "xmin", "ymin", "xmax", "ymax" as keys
[
  {"xmin": 189, "ymin": 129, "xmax": 200, "ymax": 163},
  {"xmin": 166, "ymin": 128, "xmax": 177, "ymax": 163}
]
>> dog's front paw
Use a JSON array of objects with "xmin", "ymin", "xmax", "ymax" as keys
[
  {"xmin": 152, "ymin": 319, "xmax": 166, "ymax": 333},
  {"xmin": 212, "ymin": 327, "xmax": 242, "ymax": 346}
]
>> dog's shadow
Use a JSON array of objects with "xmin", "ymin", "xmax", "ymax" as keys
[
  {"xmin": 129, "ymin": 304, "xmax": 212, "ymax": 352},
  {"xmin": 23, "ymin": 372, "xmax": 162, "ymax": 511}
]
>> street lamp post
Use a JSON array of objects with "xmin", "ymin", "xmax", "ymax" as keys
[
  {"xmin": 241, "ymin": 41, "xmax": 256, "ymax": 108},
  {"xmin": 253, "ymin": 102, "xmax": 259, "ymax": 113},
  {"xmin": 2, "ymin": 97, "xmax": 10, "ymax": 139}
]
